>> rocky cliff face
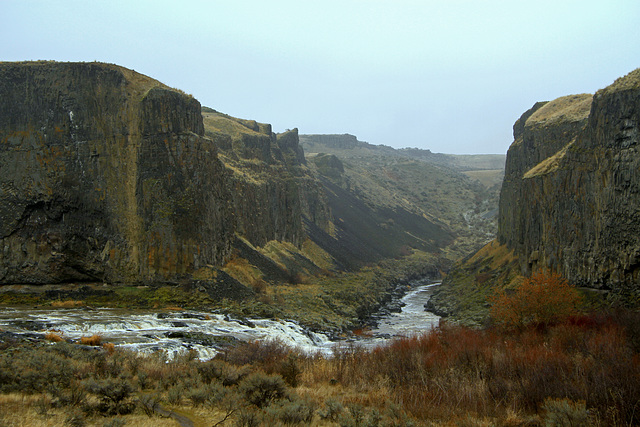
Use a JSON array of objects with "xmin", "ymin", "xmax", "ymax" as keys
[
  {"xmin": 498, "ymin": 69, "xmax": 640, "ymax": 294},
  {"xmin": 201, "ymin": 112, "xmax": 331, "ymax": 250},
  {"xmin": 0, "ymin": 61, "xmax": 505, "ymax": 294},
  {"xmin": 0, "ymin": 62, "xmax": 234, "ymax": 284}
]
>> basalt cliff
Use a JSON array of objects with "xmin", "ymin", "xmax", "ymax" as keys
[
  {"xmin": 429, "ymin": 69, "xmax": 640, "ymax": 323},
  {"xmin": 0, "ymin": 62, "xmax": 331, "ymax": 287},
  {"xmin": 499, "ymin": 69, "xmax": 640, "ymax": 293},
  {"xmin": 1, "ymin": 61, "xmax": 499, "ymax": 297},
  {"xmin": 0, "ymin": 62, "xmax": 234, "ymax": 284}
]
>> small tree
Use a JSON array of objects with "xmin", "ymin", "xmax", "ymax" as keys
[{"xmin": 489, "ymin": 271, "xmax": 582, "ymax": 330}]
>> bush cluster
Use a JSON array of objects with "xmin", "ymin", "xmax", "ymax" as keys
[
  {"xmin": 1, "ymin": 287, "xmax": 638, "ymax": 425},
  {"xmin": 306, "ymin": 311, "xmax": 640, "ymax": 425},
  {"xmin": 489, "ymin": 271, "xmax": 583, "ymax": 330}
]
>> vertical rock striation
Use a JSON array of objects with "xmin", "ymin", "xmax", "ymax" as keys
[
  {"xmin": 498, "ymin": 69, "xmax": 640, "ymax": 294},
  {"xmin": 0, "ymin": 62, "xmax": 234, "ymax": 284}
]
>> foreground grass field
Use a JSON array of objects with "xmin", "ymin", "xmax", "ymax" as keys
[{"xmin": 1, "ymin": 307, "xmax": 638, "ymax": 426}]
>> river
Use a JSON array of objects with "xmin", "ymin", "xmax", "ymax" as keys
[{"xmin": 0, "ymin": 282, "xmax": 440, "ymax": 359}]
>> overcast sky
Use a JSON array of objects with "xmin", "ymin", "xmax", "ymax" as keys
[{"xmin": 2, "ymin": 1, "xmax": 639, "ymax": 154}]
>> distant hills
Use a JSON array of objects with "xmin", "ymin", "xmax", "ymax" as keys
[
  {"xmin": 300, "ymin": 134, "xmax": 504, "ymax": 262},
  {"xmin": 300, "ymin": 133, "xmax": 505, "ymax": 172}
]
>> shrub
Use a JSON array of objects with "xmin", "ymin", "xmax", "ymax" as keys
[
  {"xmin": 542, "ymin": 398, "xmax": 590, "ymax": 426},
  {"xmin": 52, "ymin": 380, "xmax": 87, "ymax": 407},
  {"xmin": 234, "ymin": 408, "xmax": 263, "ymax": 427},
  {"xmin": 83, "ymin": 378, "xmax": 136, "ymax": 415},
  {"xmin": 279, "ymin": 354, "xmax": 301, "ymax": 387},
  {"xmin": 197, "ymin": 359, "xmax": 224, "ymax": 383},
  {"xmin": 186, "ymin": 385, "xmax": 209, "ymax": 407},
  {"xmin": 239, "ymin": 372, "xmax": 288, "ymax": 408},
  {"xmin": 338, "ymin": 403, "xmax": 366, "ymax": 427},
  {"xmin": 80, "ymin": 335, "xmax": 102, "ymax": 346},
  {"xmin": 45, "ymin": 331, "xmax": 64, "ymax": 342},
  {"xmin": 489, "ymin": 271, "xmax": 582, "ymax": 330},
  {"xmin": 139, "ymin": 393, "xmax": 161, "ymax": 417},
  {"xmin": 220, "ymin": 363, "xmax": 251, "ymax": 386},
  {"xmin": 166, "ymin": 384, "xmax": 183, "ymax": 405},
  {"xmin": 319, "ymin": 398, "xmax": 344, "ymax": 421},
  {"xmin": 102, "ymin": 342, "xmax": 116, "ymax": 355},
  {"xmin": 266, "ymin": 396, "xmax": 317, "ymax": 424},
  {"xmin": 225, "ymin": 339, "xmax": 290, "ymax": 370},
  {"xmin": 64, "ymin": 409, "xmax": 86, "ymax": 427}
]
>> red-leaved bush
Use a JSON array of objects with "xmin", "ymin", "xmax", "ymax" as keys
[{"xmin": 489, "ymin": 271, "xmax": 582, "ymax": 330}]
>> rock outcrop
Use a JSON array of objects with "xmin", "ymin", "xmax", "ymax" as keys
[
  {"xmin": 0, "ymin": 62, "xmax": 236, "ymax": 284},
  {"xmin": 201, "ymin": 112, "xmax": 331, "ymax": 250},
  {"xmin": 498, "ymin": 69, "xmax": 640, "ymax": 294},
  {"xmin": 0, "ymin": 62, "xmax": 336, "ymax": 287}
]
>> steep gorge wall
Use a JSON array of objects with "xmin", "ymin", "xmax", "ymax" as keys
[
  {"xmin": 202, "ymin": 112, "xmax": 332, "ymax": 251},
  {"xmin": 0, "ymin": 62, "xmax": 234, "ymax": 284},
  {"xmin": 498, "ymin": 69, "xmax": 640, "ymax": 293}
]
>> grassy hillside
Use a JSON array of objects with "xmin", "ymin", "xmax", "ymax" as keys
[{"xmin": 302, "ymin": 134, "xmax": 502, "ymax": 261}]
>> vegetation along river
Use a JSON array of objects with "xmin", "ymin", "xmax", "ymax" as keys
[{"xmin": 0, "ymin": 281, "xmax": 440, "ymax": 359}]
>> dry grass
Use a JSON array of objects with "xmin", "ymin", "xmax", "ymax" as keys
[
  {"xmin": 102, "ymin": 342, "xmax": 116, "ymax": 355},
  {"xmin": 223, "ymin": 255, "xmax": 263, "ymax": 286},
  {"xmin": 527, "ymin": 93, "xmax": 592, "ymax": 126},
  {"xmin": 50, "ymin": 299, "xmax": 84, "ymax": 308},
  {"xmin": 43, "ymin": 331, "xmax": 64, "ymax": 342},
  {"xmin": 299, "ymin": 314, "xmax": 640, "ymax": 424},
  {"xmin": 79, "ymin": 334, "xmax": 102, "ymax": 346},
  {"xmin": 598, "ymin": 68, "xmax": 640, "ymax": 95},
  {"xmin": 202, "ymin": 111, "xmax": 264, "ymax": 140},
  {"xmin": 0, "ymin": 392, "xmax": 184, "ymax": 426},
  {"xmin": 524, "ymin": 138, "xmax": 575, "ymax": 178},
  {"xmin": 2, "ymin": 309, "xmax": 639, "ymax": 426},
  {"xmin": 0, "ymin": 393, "xmax": 68, "ymax": 427},
  {"xmin": 468, "ymin": 239, "xmax": 519, "ymax": 271}
]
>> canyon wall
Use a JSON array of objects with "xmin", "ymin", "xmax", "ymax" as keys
[
  {"xmin": 498, "ymin": 69, "xmax": 640, "ymax": 293},
  {"xmin": 0, "ymin": 62, "xmax": 232, "ymax": 284},
  {"xmin": 0, "ymin": 62, "xmax": 334, "ymax": 286}
]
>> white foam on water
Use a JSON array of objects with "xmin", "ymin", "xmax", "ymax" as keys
[
  {"xmin": 0, "ymin": 307, "xmax": 334, "ymax": 360},
  {"xmin": 0, "ymin": 282, "xmax": 439, "ymax": 360}
]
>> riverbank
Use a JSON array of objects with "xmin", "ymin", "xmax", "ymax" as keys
[
  {"xmin": 0, "ymin": 250, "xmax": 446, "ymax": 335},
  {"xmin": 0, "ymin": 279, "xmax": 442, "ymax": 362}
]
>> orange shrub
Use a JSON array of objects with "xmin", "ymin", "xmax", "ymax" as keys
[
  {"xmin": 102, "ymin": 342, "xmax": 116, "ymax": 355},
  {"xmin": 44, "ymin": 331, "xmax": 64, "ymax": 342},
  {"xmin": 80, "ymin": 334, "xmax": 102, "ymax": 346},
  {"xmin": 489, "ymin": 271, "xmax": 582, "ymax": 330}
]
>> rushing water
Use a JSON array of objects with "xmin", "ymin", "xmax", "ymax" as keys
[
  {"xmin": 0, "ymin": 282, "xmax": 440, "ymax": 359},
  {"xmin": 347, "ymin": 282, "xmax": 441, "ymax": 349}
]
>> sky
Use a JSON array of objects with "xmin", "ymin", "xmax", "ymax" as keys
[{"xmin": 2, "ymin": 1, "xmax": 639, "ymax": 154}]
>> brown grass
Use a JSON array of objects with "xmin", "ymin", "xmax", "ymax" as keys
[
  {"xmin": 51, "ymin": 299, "xmax": 84, "ymax": 308},
  {"xmin": 102, "ymin": 342, "xmax": 116, "ymax": 355},
  {"xmin": 527, "ymin": 93, "xmax": 592, "ymax": 126},
  {"xmin": 223, "ymin": 255, "xmax": 262, "ymax": 286},
  {"xmin": 44, "ymin": 331, "xmax": 64, "ymax": 342},
  {"xmin": 524, "ymin": 138, "xmax": 575, "ymax": 178},
  {"xmin": 297, "ymin": 311, "xmax": 640, "ymax": 424},
  {"xmin": 80, "ymin": 334, "xmax": 102, "ymax": 346}
]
